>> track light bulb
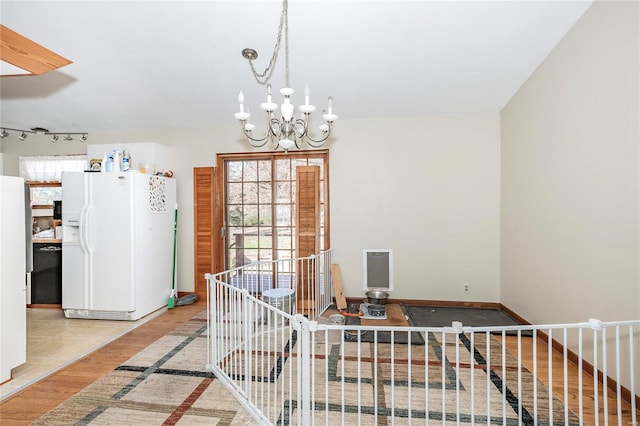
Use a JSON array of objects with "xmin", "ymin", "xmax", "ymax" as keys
[
  {"xmin": 19, "ymin": 132, "xmax": 27, "ymax": 141},
  {"xmin": 51, "ymin": 135, "xmax": 59, "ymax": 143},
  {"xmin": 0, "ymin": 130, "xmax": 8, "ymax": 138}
]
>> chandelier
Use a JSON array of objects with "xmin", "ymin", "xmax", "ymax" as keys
[{"xmin": 234, "ymin": 0, "xmax": 337, "ymax": 151}]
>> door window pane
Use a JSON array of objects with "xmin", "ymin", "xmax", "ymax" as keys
[
  {"xmin": 243, "ymin": 205, "xmax": 259, "ymax": 226},
  {"xmin": 259, "ymin": 205, "xmax": 272, "ymax": 226},
  {"xmin": 228, "ymin": 183, "xmax": 243, "ymax": 204},
  {"xmin": 275, "ymin": 182, "xmax": 291, "ymax": 203},
  {"xmin": 243, "ymin": 161, "xmax": 258, "ymax": 181},
  {"xmin": 275, "ymin": 159, "xmax": 290, "ymax": 180},
  {"xmin": 258, "ymin": 160, "xmax": 271, "ymax": 181},
  {"xmin": 242, "ymin": 182, "xmax": 258, "ymax": 204},
  {"xmin": 228, "ymin": 162, "xmax": 243, "ymax": 182}
]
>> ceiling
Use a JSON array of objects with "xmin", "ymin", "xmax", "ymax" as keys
[{"xmin": 0, "ymin": 0, "xmax": 593, "ymax": 135}]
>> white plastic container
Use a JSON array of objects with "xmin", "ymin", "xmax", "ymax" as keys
[
  {"xmin": 112, "ymin": 150, "xmax": 122, "ymax": 172},
  {"xmin": 263, "ymin": 288, "xmax": 295, "ymax": 326},
  {"xmin": 100, "ymin": 152, "xmax": 108, "ymax": 172}
]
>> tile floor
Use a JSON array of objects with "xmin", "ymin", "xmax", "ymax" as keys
[{"xmin": 0, "ymin": 307, "xmax": 166, "ymax": 401}]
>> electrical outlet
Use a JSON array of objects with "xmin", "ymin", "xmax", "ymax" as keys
[{"xmin": 463, "ymin": 283, "xmax": 470, "ymax": 293}]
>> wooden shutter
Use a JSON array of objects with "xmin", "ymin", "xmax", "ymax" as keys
[
  {"xmin": 296, "ymin": 165, "xmax": 320, "ymax": 313},
  {"xmin": 193, "ymin": 167, "xmax": 215, "ymax": 300}
]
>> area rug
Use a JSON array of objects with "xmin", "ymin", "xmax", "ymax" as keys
[
  {"xmin": 33, "ymin": 310, "xmax": 256, "ymax": 425},
  {"xmin": 226, "ymin": 325, "xmax": 579, "ymax": 425}
]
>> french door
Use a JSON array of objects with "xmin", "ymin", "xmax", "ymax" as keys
[{"xmin": 215, "ymin": 151, "xmax": 330, "ymax": 273}]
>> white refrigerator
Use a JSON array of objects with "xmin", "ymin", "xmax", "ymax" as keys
[
  {"xmin": 0, "ymin": 176, "xmax": 27, "ymax": 383},
  {"xmin": 61, "ymin": 171, "xmax": 177, "ymax": 320}
]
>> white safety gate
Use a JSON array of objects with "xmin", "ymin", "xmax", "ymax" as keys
[{"xmin": 207, "ymin": 253, "xmax": 639, "ymax": 425}]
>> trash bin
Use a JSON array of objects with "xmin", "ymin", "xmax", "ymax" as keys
[
  {"xmin": 32, "ymin": 243, "xmax": 62, "ymax": 304},
  {"xmin": 262, "ymin": 288, "xmax": 295, "ymax": 326}
]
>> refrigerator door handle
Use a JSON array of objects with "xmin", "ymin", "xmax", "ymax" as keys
[{"xmin": 79, "ymin": 204, "xmax": 93, "ymax": 254}]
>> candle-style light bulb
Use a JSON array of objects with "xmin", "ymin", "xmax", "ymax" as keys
[
  {"xmin": 304, "ymin": 85, "xmax": 310, "ymax": 106},
  {"xmin": 238, "ymin": 91, "xmax": 245, "ymax": 113},
  {"xmin": 267, "ymin": 84, "xmax": 272, "ymax": 103},
  {"xmin": 327, "ymin": 96, "xmax": 332, "ymax": 115}
]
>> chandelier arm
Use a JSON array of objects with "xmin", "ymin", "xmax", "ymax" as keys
[
  {"xmin": 292, "ymin": 117, "xmax": 308, "ymax": 138},
  {"xmin": 305, "ymin": 136, "xmax": 331, "ymax": 148},
  {"xmin": 304, "ymin": 123, "xmax": 333, "ymax": 146},
  {"xmin": 241, "ymin": 128, "xmax": 271, "ymax": 148},
  {"xmin": 270, "ymin": 117, "xmax": 283, "ymax": 138},
  {"xmin": 239, "ymin": 118, "xmax": 275, "ymax": 147},
  {"xmin": 289, "ymin": 116, "xmax": 330, "ymax": 147}
]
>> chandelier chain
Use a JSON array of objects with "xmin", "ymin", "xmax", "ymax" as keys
[
  {"xmin": 248, "ymin": 0, "xmax": 289, "ymax": 86},
  {"xmin": 284, "ymin": 0, "xmax": 289, "ymax": 88}
]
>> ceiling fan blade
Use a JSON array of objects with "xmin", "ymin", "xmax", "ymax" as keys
[{"xmin": 0, "ymin": 24, "xmax": 72, "ymax": 77}]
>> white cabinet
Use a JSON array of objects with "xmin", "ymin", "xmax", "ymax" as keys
[{"xmin": 0, "ymin": 176, "xmax": 27, "ymax": 383}]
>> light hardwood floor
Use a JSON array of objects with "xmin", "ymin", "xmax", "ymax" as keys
[
  {"xmin": 0, "ymin": 306, "xmax": 165, "ymax": 401},
  {"xmin": 503, "ymin": 335, "xmax": 639, "ymax": 425},
  {"xmin": 0, "ymin": 301, "xmax": 206, "ymax": 425}
]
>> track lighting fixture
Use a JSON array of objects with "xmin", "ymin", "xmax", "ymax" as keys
[{"xmin": 0, "ymin": 127, "xmax": 89, "ymax": 142}]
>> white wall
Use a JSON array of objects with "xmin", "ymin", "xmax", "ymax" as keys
[
  {"xmin": 330, "ymin": 114, "xmax": 500, "ymax": 301},
  {"xmin": 501, "ymin": 0, "xmax": 639, "ymax": 324},
  {"xmin": 0, "ymin": 113, "xmax": 501, "ymax": 303}
]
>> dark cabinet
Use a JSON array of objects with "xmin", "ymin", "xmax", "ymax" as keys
[{"xmin": 32, "ymin": 243, "xmax": 62, "ymax": 304}]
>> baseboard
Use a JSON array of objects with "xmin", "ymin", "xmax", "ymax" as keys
[
  {"xmin": 27, "ymin": 303, "xmax": 62, "ymax": 309},
  {"xmin": 498, "ymin": 303, "xmax": 531, "ymax": 325}
]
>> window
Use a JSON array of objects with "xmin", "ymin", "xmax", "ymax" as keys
[
  {"xmin": 219, "ymin": 151, "xmax": 329, "ymax": 271},
  {"xmin": 19, "ymin": 155, "xmax": 87, "ymax": 182},
  {"xmin": 30, "ymin": 183, "xmax": 62, "ymax": 207}
]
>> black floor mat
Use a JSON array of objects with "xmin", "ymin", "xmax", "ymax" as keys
[{"xmin": 405, "ymin": 305, "xmax": 533, "ymax": 337}]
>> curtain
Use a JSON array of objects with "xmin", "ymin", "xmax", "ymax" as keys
[{"xmin": 19, "ymin": 155, "xmax": 87, "ymax": 182}]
